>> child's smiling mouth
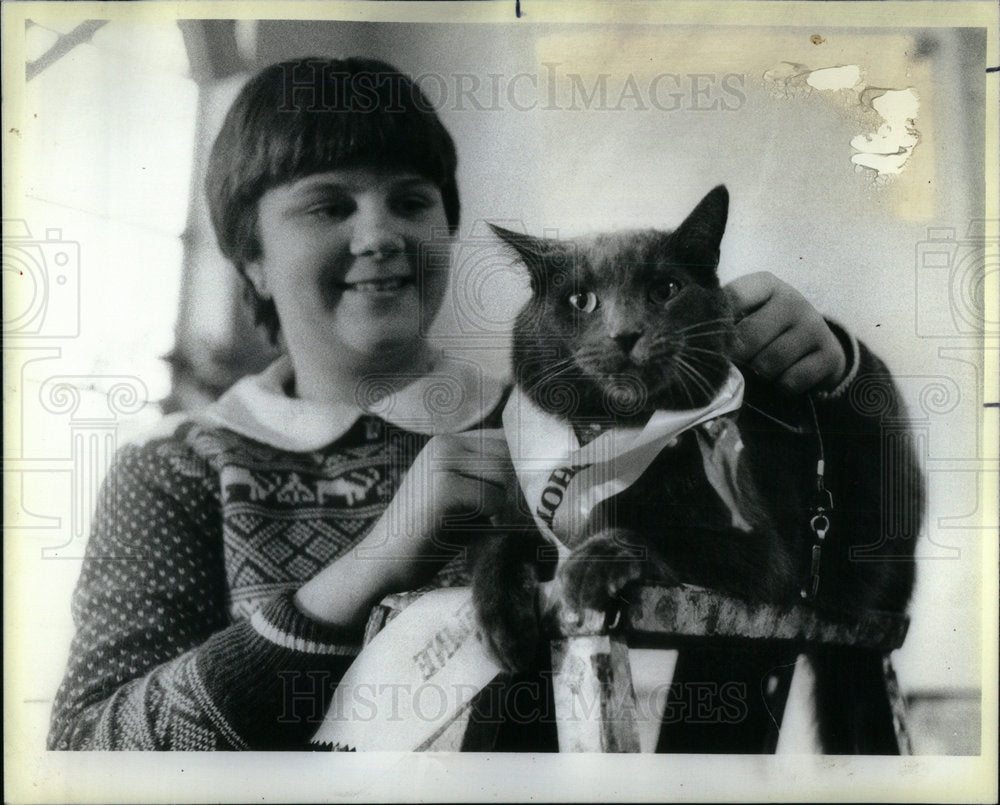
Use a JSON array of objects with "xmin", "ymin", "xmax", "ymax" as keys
[{"xmin": 335, "ymin": 275, "xmax": 414, "ymax": 294}]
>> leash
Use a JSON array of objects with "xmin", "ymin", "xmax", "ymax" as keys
[{"xmin": 802, "ymin": 396, "xmax": 833, "ymax": 601}]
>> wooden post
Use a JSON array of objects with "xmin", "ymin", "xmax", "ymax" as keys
[{"xmin": 549, "ymin": 608, "xmax": 640, "ymax": 752}]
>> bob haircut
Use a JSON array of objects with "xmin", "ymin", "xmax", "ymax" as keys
[{"xmin": 205, "ymin": 57, "xmax": 461, "ymax": 342}]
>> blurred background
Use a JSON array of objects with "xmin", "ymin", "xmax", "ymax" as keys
[{"xmin": 5, "ymin": 16, "xmax": 990, "ymax": 755}]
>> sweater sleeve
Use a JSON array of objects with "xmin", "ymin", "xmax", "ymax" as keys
[
  {"xmin": 810, "ymin": 324, "xmax": 923, "ymax": 614},
  {"xmin": 47, "ymin": 437, "xmax": 361, "ymax": 750}
]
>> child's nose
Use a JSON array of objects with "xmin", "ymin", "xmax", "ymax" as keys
[{"xmin": 349, "ymin": 203, "xmax": 406, "ymax": 258}]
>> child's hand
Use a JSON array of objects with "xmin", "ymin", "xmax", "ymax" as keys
[
  {"xmin": 724, "ymin": 272, "xmax": 847, "ymax": 394},
  {"xmin": 385, "ymin": 431, "xmax": 512, "ymax": 560},
  {"xmin": 294, "ymin": 431, "xmax": 513, "ymax": 629}
]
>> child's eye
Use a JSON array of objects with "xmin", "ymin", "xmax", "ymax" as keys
[
  {"xmin": 307, "ymin": 199, "xmax": 354, "ymax": 220},
  {"xmin": 392, "ymin": 193, "xmax": 434, "ymax": 216},
  {"xmin": 649, "ymin": 281, "xmax": 682, "ymax": 306},
  {"xmin": 568, "ymin": 291, "xmax": 599, "ymax": 313}
]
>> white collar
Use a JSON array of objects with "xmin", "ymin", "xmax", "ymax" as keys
[{"xmin": 195, "ymin": 354, "xmax": 506, "ymax": 452}]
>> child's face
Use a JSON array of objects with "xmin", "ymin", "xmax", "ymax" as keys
[{"xmin": 247, "ymin": 167, "xmax": 451, "ymax": 373}]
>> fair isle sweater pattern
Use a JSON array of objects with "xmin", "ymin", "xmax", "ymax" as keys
[{"xmin": 48, "ymin": 356, "xmax": 506, "ymax": 750}]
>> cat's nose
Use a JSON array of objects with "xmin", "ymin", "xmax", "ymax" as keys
[{"xmin": 611, "ymin": 331, "xmax": 641, "ymax": 355}]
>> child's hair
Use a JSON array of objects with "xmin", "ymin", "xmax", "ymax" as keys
[{"xmin": 205, "ymin": 56, "xmax": 461, "ymax": 342}]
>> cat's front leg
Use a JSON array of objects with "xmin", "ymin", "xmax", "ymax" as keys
[
  {"xmin": 471, "ymin": 532, "xmax": 546, "ymax": 673},
  {"xmin": 557, "ymin": 528, "xmax": 676, "ymax": 623}
]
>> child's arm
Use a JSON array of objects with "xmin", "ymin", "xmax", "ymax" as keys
[{"xmin": 725, "ymin": 270, "xmax": 921, "ymax": 616}]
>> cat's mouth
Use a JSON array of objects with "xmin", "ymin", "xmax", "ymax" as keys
[{"xmin": 588, "ymin": 362, "xmax": 725, "ymax": 411}]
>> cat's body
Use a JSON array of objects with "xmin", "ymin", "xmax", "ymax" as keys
[{"xmin": 471, "ymin": 186, "xmax": 921, "ymax": 753}]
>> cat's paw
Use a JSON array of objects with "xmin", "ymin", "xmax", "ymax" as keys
[{"xmin": 557, "ymin": 530, "xmax": 659, "ymax": 619}]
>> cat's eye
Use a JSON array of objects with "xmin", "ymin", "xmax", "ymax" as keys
[
  {"xmin": 568, "ymin": 291, "xmax": 599, "ymax": 313},
  {"xmin": 649, "ymin": 281, "xmax": 682, "ymax": 306}
]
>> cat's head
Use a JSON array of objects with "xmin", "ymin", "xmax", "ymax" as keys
[{"xmin": 493, "ymin": 185, "xmax": 733, "ymax": 422}]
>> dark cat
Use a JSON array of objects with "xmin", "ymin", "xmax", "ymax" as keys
[{"xmin": 471, "ymin": 186, "xmax": 921, "ymax": 753}]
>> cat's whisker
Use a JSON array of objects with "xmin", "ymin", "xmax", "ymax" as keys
[
  {"xmin": 676, "ymin": 368, "xmax": 712, "ymax": 404},
  {"xmin": 682, "ymin": 353, "xmax": 727, "ymax": 385},
  {"xmin": 673, "ymin": 362, "xmax": 699, "ymax": 408},
  {"xmin": 520, "ymin": 356, "xmax": 578, "ymax": 379},
  {"xmin": 683, "ymin": 352, "xmax": 727, "ymax": 374},
  {"xmin": 683, "ymin": 345, "xmax": 730, "ymax": 358},
  {"xmin": 537, "ymin": 358, "xmax": 578, "ymax": 376},
  {"xmin": 675, "ymin": 356, "xmax": 716, "ymax": 400},
  {"xmin": 644, "ymin": 335, "xmax": 731, "ymax": 363},
  {"xmin": 684, "ymin": 330, "xmax": 733, "ymax": 338},
  {"xmin": 672, "ymin": 358, "xmax": 699, "ymax": 395},
  {"xmin": 672, "ymin": 318, "xmax": 732, "ymax": 335},
  {"xmin": 679, "ymin": 334, "xmax": 734, "ymax": 345},
  {"xmin": 519, "ymin": 358, "xmax": 580, "ymax": 397},
  {"xmin": 644, "ymin": 343, "xmax": 727, "ymax": 364},
  {"xmin": 683, "ymin": 315, "xmax": 731, "ymax": 324}
]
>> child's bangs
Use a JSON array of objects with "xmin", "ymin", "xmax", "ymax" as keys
[{"xmin": 263, "ymin": 70, "xmax": 456, "ymax": 191}]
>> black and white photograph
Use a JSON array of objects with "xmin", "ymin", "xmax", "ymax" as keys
[{"xmin": 3, "ymin": 1, "xmax": 997, "ymax": 802}]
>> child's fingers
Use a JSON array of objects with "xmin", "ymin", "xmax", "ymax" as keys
[
  {"xmin": 750, "ymin": 321, "xmax": 845, "ymax": 391},
  {"xmin": 425, "ymin": 432, "xmax": 511, "ymax": 466},
  {"xmin": 731, "ymin": 300, "xmax": 794, "ymax": 363},
  {"xmin": 727, "ymin": 274, "xmax": 846, "ymax": 390},
  {"xmin": 451, "ymin": 470, "xmax": 508, "ymax": 493},
  {"xmin": 723, "ymin": 271, "xmax": 778, "ymax": 321},
  {"xmin": 419, "ymin": 433, "xmax": 513, "ymax": 491},
  {"xmin": 746, "ymin": 323, "xmax": 822, "ymax": 379},
  {"xmin": 776, "ymin": 350, "xmax": 836, "ymax": 394},
  {"xmin": 727, "ymin": 273, "xmax": 813, "ymax": 365}
]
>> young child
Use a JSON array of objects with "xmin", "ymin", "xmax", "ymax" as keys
[{"xmin": 48, "ymin": 57, "xmax": 867, "ymax": 750}]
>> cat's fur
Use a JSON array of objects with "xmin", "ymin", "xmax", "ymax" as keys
[{"xmin": 471, "ymin": 186, "xmax": 921, "ymax": 753}]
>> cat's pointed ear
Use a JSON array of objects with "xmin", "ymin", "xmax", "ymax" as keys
[
  {"xmin": 672, "ymin": 185, "xmax": 729, "ymax": 272},
  {"xmin": 489, "ymin": 224, "xmax": 550, "ymax": 291}
]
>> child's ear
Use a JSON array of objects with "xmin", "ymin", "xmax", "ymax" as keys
[{"xmin": 244, "ymin": 261, "xmax": 271, "ymax": 300}]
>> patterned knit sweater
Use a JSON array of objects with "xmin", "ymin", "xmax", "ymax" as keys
[{"xmin": 47, "ymin": 355, "xmax": 507, "ymax": 750}]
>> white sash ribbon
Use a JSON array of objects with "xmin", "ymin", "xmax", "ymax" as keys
[
  {"xmin": 311, "ymin": 588, "xmax": 503, "ymax": 751},
  {"xmin": 502, "ymin": 364, "xmax": 748, "ymax": 550}
]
